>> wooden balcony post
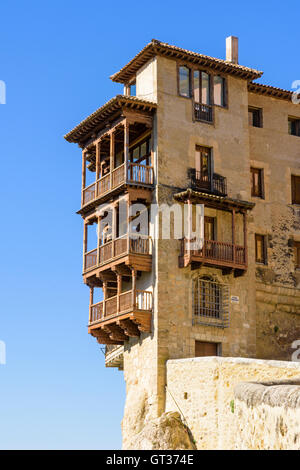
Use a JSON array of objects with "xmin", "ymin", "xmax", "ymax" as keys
[
  {"xmin": 117, "ymin": 273, "xmax": 122, "ymax": 313},
  {"xmin": 131, "ymin": 269, "xmax": 137, "ymax": 310},
  {"xmin": 126, "ymin": 194, "xmax": 130, "ymax": 254},
  {"xmin": 243, "ymin": 211, "xmax": 248, "ymax": 265},
  {"xmin": 83, "ymin": 222, "xmax": 87, "ymax": 271},
  {"xmin": 103, "ymin": 281, "xmax": 107, "ymax": 317},
  {"xmin": 89, "ymin": 287, "xmax": 94, "ymax": 323},
  {"xmin": 112, "ymin": 202, "xmax": 118, "ymax": 258},
  {"xmin": 81, "ymin": 151, "xmax": 86, "ymax": 206},
  {"xmin": 187, "ymin": 198, "xmax": 192, "ymax": 257},
  {"xmin": 110, "ymin": 131, "xmax": 114, "ymax": 189},
  {"xmin": 124, "ymin": 121, "xmax": 129, "ymax": 183},
  {"xmin": 97, "ymin": 216, "xmax": 100, "ymax": 266},
  {"xmin": 95, "ymin": 141, "xmax": 100, "ymax": 196},
  {"xmin": 232, "ymin": 209, "xmax": 236, "ymax": 263}
]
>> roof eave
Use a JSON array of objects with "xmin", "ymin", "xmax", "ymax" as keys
[
  {"xmin": 64, "ymin": 95, "xmax": 157, "ymax": 145},
  {"xmin": 110, "ymin": 40, "xmax": 263, "ymax": 84}
]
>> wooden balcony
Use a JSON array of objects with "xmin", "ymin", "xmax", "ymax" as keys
[
  {"xmin": 179, "ymin": 238, "xmax": 247, "ymax": 272},
  {"xmin": 88, "ymin": 289, "xmax": 152, "ymax": 345},
  {"xmin": 189, "ymin": 169, "xmax": 227, "ymax": 196},
  {"xmin": 81, "ymin": 162, "xmax": 154, "ymax": 211},
  {"xmin": 83, "ymin": 234, "xmax": 152, "ymax": 283}
]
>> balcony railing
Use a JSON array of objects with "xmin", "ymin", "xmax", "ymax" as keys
[
  {"xmin": 89, "ymin": 289, "xmax": 153, "ymax": 325},
  {"xmin": 189, "ymin": 168, "xmax": 227, "ymax": 196},
  {"xmin": 84, "ymin": 234, "xmax": 152, "ymax": 272},
  {"xmin": 127, "ymin": 162, "xmax": 153, "ymax": 185},
  {"xmin": 180, "ymin": 238, "xmax": 246, "ymax": 268},
  {"xmin": 82, "ymin": 162, "xmax": 153, "ymax": 207},
  {"xmin": 194, "ymin": 103, "xmax": 213, "ymax": 123}
]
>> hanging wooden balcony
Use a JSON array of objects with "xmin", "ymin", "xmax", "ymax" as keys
[
  {"xmin": 179, "ymin": 238, "xmax": 247, "ymax": 271},
  {"xmin": 88, "ymin": 289, "xmax": 152, "ymax": 345},
  {"xmin": 83, "ymin": 234, "xmax": 152, "ymax": 282},
  {"xmin": 81, "ymin": 162, "xmax": 154, "ymax": 211},
  {"xmin": 189, "ymin": 168, "xmax": 227, "ymax": 196}
]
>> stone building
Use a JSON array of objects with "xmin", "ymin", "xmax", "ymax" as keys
[{"xmin": 65, "ymin": 37, "xmax": 300, "ymax": 448}]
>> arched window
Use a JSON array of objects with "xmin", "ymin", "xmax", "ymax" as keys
[{"xmin": 193, "ymin": 276, "xmax": 229, "ymax": 327}]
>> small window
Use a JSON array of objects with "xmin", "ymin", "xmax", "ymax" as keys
[
  {"xmin": 213, "ymin": 76, "xmax": 226, "ymax": 107},
  {"xmin": 291, "ymin": 175, "xmax": 300, "ymax": 205},
  {"xmin": 288, "ymin": 117, "xmax": 300, "ymax": 136},
  {"xmin": 255, "ymin": 234, "xmax": 267, "ymax": 264},
  {"xmin": 195, "ymin": 341, "xmax": 219, "ymax": 357},
  {"xmin": 248, "ymin": 107, "xmax": 263, "ymax": 128},
  {"xmin": 251, "ymin": 167, "xmax": 264, "ymax": 198},
  {"xmin": 179, "ymin": 66, "xmax": 191, "ymax": 97},
  {"xmin": 294, "ymin": 242, "xmax": 300, "ymax": 270}
]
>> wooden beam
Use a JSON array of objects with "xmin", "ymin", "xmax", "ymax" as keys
[
  {"xmin": 103, "ymin": 324, "xmax": 128, "ymax": 342},
  {"xmin": 243, "ymin": 211, "xmax": 248, "ymax": 266},
  {"xmin": 89, "ymin": 287, "xmax": 94, "ymax": 324},
  {"xmin": 131, "ymin": 269, "xmax": 137, "ymax": 310},
  {"xmin": 232, "ymin": 209, "xmax": 236, "ymax": 263},
  {"xmin": 124, "ymin": 121, "xmax": 129, "ymax": 184},
  {"xmin": 81, "ymin": 151, "xmax": 86, "ymax": 206},
  {"xmin": 118, "ymin": 319, "xmax": 140, "ymax": 337}
]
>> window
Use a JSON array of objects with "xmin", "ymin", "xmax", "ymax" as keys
[
  {"xmin": 195, "ymin": 146, "xmax": 211, "ymax": 187},
  {"xmin": 130, "ymin": 83, "xmax": 136, "ymax": 96},
  {"xmin": 248, "ymin": 107, "xmax": 263, "ymax": 127},
  {"xmin": 251, "ymin": 167, "xmax": 264, "ymax": 198},
  {"xmin": 291, "ymin": 175, "xmax": 300, "ymax": 205},
  {"xmin": 129, "ymin": 137, "xmax": 151, "ymax": 165},
  {"xmin": 255, "ymin": 234, "xmax": 267, "ymax": 264},
  {"xmin": 179, "ymin": 66, "xmax": 191, "ymax": 97},
  {"xmin": 213, "ymin": 75, "xmax": 226, "ymax": 107},
  {"xmin": 178, "ymin": 67, "xmax": 227, "ymax": 122},
  {"xmin": 294, "ymin": 242, "xmax": 300, "ymax": 270},
  {"xmin": 288, "ymin": 117, "xmax": 300, "ymax": 136},
  {"xmin": 193, "ymin": 277, "xmax": 229, "ymax": 327},
  {"xmin": 195, "ymin": 341, "xmax": 220, "ymax": 357},
  {"xmin": 193, "ymin": 70, "xmax": 212, "ymax": 122}
]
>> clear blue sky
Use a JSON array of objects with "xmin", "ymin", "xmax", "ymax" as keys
[{"xmin": 0, "ymin": 0, "xmax": 298, "ymax": 450}]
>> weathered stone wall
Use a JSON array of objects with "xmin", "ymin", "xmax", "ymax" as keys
[
  {"xmin": 248, "ymin": 92, "xmax": 300, "ymax": 358},
  {"xmin": 234, "ymin": 379, "xmax": 300, "ymax": 450},
  {"xmin": 165, "ymin": 357, "xmax": 300, "ymax": 450},
  {"xmin": 256, "ymin": 282, "xmax": 300, "ymax": 360}
]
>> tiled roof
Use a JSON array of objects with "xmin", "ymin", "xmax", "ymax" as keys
[
  {"xmin": 173, "ymin": 188, "xmax": 255, "ymax": 210},
  {"xmin": 110, "ymin": 39, "xmax": 263, "ymax": 83},
  {"xmin": 248, "ymin": 82, "xmax": 300, "ymax": 102},
  {"xmin": 64, "ymin": 95, "xmax": 157, "ymax": 144}
]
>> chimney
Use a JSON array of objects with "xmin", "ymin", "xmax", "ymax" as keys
[{"xmin": 226, "ymin": 36, "xmax": 239, "ymax": 64}]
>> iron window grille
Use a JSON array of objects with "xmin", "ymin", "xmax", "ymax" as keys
[{"xmin": 193, "ymin": 277, "xmax": 230, "ymax": 328}]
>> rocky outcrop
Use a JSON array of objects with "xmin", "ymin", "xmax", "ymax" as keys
[{"xmin": 124, "ymin": 411, "xmax": 196, "ymax": 450}]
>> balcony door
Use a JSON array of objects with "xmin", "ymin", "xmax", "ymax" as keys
[
  {"xmin": 204, "ymin": 216, "xmax": 216, "ymax": 256},
  {"xmin": 195, "ymin": 146, "xmax": 211, "ymax": 190},
  {"xmin": 204, "ymin": 217, "xmax": 215, "ymax": 241}
]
